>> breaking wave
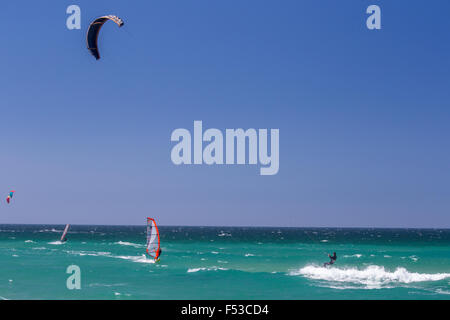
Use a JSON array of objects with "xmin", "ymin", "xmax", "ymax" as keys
[{"xmin": 290, "ymin": 265, "xmax": 450, "ymax": 289}]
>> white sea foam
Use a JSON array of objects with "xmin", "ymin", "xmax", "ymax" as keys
[
  {"xmin": 113, "ymin": 292, "xmax": 131, "ymax": 297},
  {"xmin": 38, "ymin": 228, "xmax": 61, "ymax": 233},
  {"xmin": 114, "ymin": 241, "xmax": 143, "ymax": 248},
  {"xmin": 290, "ymin": 265, "xmax": 450, "ymax": 289},
  {"xmin": 187, "ymin": 266, "xmax": 228, "ymax": 273},
  {"xmin": 245, "ymin": 253, "xmax": 255, "ymax": 257},
  {"xmin": 343, "ymin": 254, "xmax": 362, "ymax": 258},
  {"xmin": 67, "ymin": 249, "xmax": 155, "ymax": 264},
  {"xmin": 436, "ymin": 289, "xmax": 450, "ymax": 295},
  {"xmin": 113, "ymin": 255, "xmax": 155, "ymax": 264},
  {"xmin": 24, "ymin": 240, "xmax": 34, "ymax": 243},
  {"xmin": 93, "ymin": 251, "xmax": 111, "ymax": 256},
  {"xmin": 66, "ymin": 250, "xmax": 111, "ymax": 257},
  {"xmin": 88, "ymin": 283, "xmax": 127, "ymax": 288},
  {"xmin": 48, "ymin": 241, "xmax": 64, "ymax": 245}
]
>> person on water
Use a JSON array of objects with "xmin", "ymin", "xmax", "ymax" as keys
[
  {"xmin": 323, "ymin": 252, "xmax": 337, "ymax": 267},
  {"xmin": 156, "ymin": 248, "xmax": 162, "ymax": 259}
]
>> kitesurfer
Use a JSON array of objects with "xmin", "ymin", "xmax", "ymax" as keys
[{"xmin": 323, "ymin": 252, "xmax": 337, "ymax": 267}]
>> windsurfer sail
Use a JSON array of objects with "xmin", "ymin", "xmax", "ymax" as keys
[
  {"xmin": 60, "ymin": 224, "xmax": 70, "ymax": 242},
  {"xmin": 146, "ymin": 218, "xmax": 161, "ymax": 261}
]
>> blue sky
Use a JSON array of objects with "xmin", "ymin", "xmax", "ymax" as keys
[{"xmin": 1, "ymin": 1, "xmax": 449, "ymax": 227}]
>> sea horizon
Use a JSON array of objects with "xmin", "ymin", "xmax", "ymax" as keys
[{"xmin": 1, "ymin": 223, "xmax": 448, "ymax": 230}]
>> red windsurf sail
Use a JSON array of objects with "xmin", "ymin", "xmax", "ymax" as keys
[
  {"xmin": 146, "ymin": 218, "xmax": 161, "ymax": 260},
  {"xmin": 60, "ymin": 224, "xmax": 70, "ymax": 242}
]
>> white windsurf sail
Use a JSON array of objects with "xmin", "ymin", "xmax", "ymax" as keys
[
  {"xmin": 60, "ymin": 224, "xmax": 70, "ymax": 242},
  {"xmin": 146, "ymin": 218, "xmax": 160, "ymax": 260}
]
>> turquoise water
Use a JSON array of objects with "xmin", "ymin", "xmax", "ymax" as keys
[{"xmin": 0, "ymin": 225, "xmax": 449, "ymax": 300}]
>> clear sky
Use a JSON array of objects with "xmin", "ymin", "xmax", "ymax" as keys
[{"xmin": 1, "ymin": 1, "xmax": 449, "ymax": 227}]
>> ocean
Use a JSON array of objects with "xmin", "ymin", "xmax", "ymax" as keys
[{"xmin": 0, "ymin": 225, "xmax": 449, "ymax": 300}]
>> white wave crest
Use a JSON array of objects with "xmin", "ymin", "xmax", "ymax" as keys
[
  {"xmin": 113, "ymin": 255, "xmax": 155, "ymax": 264},
  {"xmin": 66, "ymin": 249, "xmax": 154, "ymax": 264},
  {"xmin": 38, "ymin": 228, "xmax": 61, "ymax": 233},
  {"xmin": 187, "ymin": 266, "xmax": 228, "ymax": 273},
  {"xmin": 88, "ymin": 283, "xmax": 127, "ymax": 288},
  {"xmin": 114, "ymin": 241, "xmax": 143, "ymax": 248},
  {"xmin": 113, "ymin": 292, "xmax": 131, "ymax": 297},
  {"xmin": 48, "ymin": 241, "xmax": 64, "ymax": 245},
  {"xmin": 343, "ymin": 254, "xmax": 362, "ymax": 258},
  {"xmin": 291, "ymin": 265, "xmax": 450, "ymax": 289},
  {"xmin": 66, "ymin": 250, "xmax": 111, "ymax": 257},
  {"xmin": 436, "ymin": 289, "xmax": 450, "ymax": 295}
]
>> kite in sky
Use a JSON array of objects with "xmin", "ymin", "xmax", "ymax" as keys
[
  {"xmin": 87, "ymin": 15, "xmax": 124, "ymax": 60},
  {"xmin": 6, "ymin": 190, "xmax": 15, "ymax": 204}
]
